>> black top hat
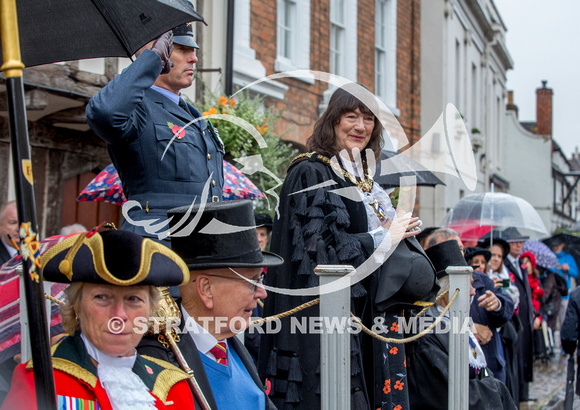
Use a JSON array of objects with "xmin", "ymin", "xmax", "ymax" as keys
[
  {"xmin": 172, "ymin": 23, "xmax": 199, "ymax": 49},
  {"xmin": 425, "ymin": 240, "xmax": 469, "ymax": 279},
  {"xmin": 254, "ymin": 213, "xmax": 273, "ymax": 233},
  {"xmin": 478, "ymin": 236, "xmax": 510, "ymax": 260},
  {"xmin": 168, "ymin": 200, "xmax": 284, "ymax": 270},
  {"xmin": 41, "ymin": 230, "xmax": 189, "ymax": 286},
  {"xmin": 500, "ymin": 227, "xmax": 529, "ymax": 243},
  {"xmin": 464, "ymin": 246, "xmax": 491, "ymax": 264}
]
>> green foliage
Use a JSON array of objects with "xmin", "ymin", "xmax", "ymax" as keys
[{"xmin": 200, "ymin": 91, "xmax": 297, "ymax": 212}]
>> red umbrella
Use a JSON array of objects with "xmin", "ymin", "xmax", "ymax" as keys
[
  {"xmin": 77, "ymin": 161, "xmax": 265, "ymax": 205},
  {"xmin": 446, "ymin": 221, "xmax": 494, "ymax": 243},
  {"xmin": 0, "ymin": 234, "xmax": 75, "ymax": 364}
]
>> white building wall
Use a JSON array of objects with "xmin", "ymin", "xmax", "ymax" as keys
[
  {"xmin": 503, "ymin": 110, "xmax": 553, "ymax": 231},
  {"xmin": 420, "ymin": 0, "xmax": 512, "ymax": 227}
]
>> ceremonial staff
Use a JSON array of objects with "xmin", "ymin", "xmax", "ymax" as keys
[
  {"xmin": 154, "ymin": 287, "xmax": 213, "ymax": 410},
  {"xmin": 0, "ymin": 0, "xmax": 57, "ymax": 408}
]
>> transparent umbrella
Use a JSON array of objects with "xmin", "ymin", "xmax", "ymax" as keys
[{"xmin": 441, "ymin": 192, "xmax": 549, "ymax": 241}]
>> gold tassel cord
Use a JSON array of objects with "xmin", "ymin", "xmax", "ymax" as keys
[{"xmin": 350, "ymin": 289, "xmax": 459, "ymax": 344}]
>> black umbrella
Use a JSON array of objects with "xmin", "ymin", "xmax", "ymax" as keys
[
  {"xmin": 0, "ymin": 0, "xmax": 205, "ymax": 67},
  {"xmin": 374, "ymin": 150, "xmax": 446, "ymax": 188},
  {"xmin": 0, "ymin": 0, "xmax": 205, "ymax": 408},
  {"xmin": 542, "ymin": 233, "xmax": 580, "ymax": 270}
]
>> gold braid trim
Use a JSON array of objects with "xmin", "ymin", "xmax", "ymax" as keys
[
  {"xmin": 251, "ymin": 298, "xmax": 320, "ymax": 326},
  {"xmin": 45, "ymin": 293, "xmax": 65, "ymax": 305},
  {"xmin": 41, "ymin": 234, "xmax": 190, "ymax": 286},
  {"xmin": 141, "ymin": 355, "xmax": 191, "ymax": 402},
  {"xmin": 350, "ymin": 289, "xmax": 459, "ymax": 344}
]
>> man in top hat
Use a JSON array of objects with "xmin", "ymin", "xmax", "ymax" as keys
[
  {"xmin": 86, "ymin": 18, "xmax": 224, "ymax": 243},
  {"xmin": 501, "ymin": 227, "xmax": 535, "ymax": 402},
  {"xmin": 138, "ymin": 200, "xmax": 282, "ymax": 410}
]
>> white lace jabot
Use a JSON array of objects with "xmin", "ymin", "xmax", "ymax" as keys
[{"xmin": 81, "ymin": 333, "xmax": 157, "ymax": 410}]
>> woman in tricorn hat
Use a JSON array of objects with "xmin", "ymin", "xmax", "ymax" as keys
[{"xmin": 1, "ymin": 229, "xmax": 195, "ymax": 410}]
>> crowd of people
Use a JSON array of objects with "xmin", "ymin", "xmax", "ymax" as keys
[{"xmin": 1, "ymin": 11, "xmax": 580, "ymax": 410}]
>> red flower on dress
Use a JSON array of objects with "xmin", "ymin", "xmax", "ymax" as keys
[
  {"xmin": 390, "ymin": 322, "xmax": 399, "ymax": 332},
  {"xmin": 394, "ymin": 380, "xmax": 404, "ymax": 390},
  {"xmin": 265, "ymin": 378, "xmax": 271, "ymax": 395},
  {"xmin": 394, "ymin": 406, "xmax": 402, "ymax": 410},
  {"xmin": 389, "ymin": 347, "xmax": 398, "ymax": 355},
  {"xmin": 383, "ymin": 379, "xmax": 391, "ymax": 394}
]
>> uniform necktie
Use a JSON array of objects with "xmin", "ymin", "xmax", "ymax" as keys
[
  {"xmin": 178, "ymin": 98, "xmax": 193, "ymax": 116},
  {"xmin": 210, "ymin": 342, "xmax": 228, "ymax": 366}
]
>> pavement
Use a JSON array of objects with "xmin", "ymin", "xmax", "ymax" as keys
[{"xmin": 521, "ymin": 353, "xmax": 579, "ymax": 410}]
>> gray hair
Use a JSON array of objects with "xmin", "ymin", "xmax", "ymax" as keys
[
  {"xmin": 426, "ymin": 228, "xmax": 459, "ymax": 249},
  {"xmin": 59, "ymin": 224, "xmax": 87, "ymax": 236}
]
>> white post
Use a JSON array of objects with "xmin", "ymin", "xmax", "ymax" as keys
[
  {"xmin": 315, "ymin": 264, "xmax": 352, "ymax": 410},
  {"xmin": 446, "ymin": 265, "xmax": 473, "ymax": 410}
]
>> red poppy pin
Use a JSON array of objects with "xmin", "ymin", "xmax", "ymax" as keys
[{"xmin": 167, "ymin": 122, "xmax": 185, "ymax": 139}]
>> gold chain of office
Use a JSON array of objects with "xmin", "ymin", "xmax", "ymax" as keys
[{"xmin": 291, "ymin": 152, "xmax": 374, "ymax": 192}]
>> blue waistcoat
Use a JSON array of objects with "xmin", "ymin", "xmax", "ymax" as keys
[{"xmin": 201, "ymin": 344, "xmax": 266, "ymax": 409}]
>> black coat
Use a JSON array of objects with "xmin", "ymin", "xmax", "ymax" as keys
[
  {"xmin": 504, "ymin": 257, "xmax": 534, "ymax": 384},
  {"xmin": 137, "ymin": 301, "xmax": 274, "ymax": 410},
  {"xmin": 0, "ymin": 242, "xmax": 12, "ymax": 267},
  {"xmin": 470, "ymin": 270, "xmax": 514, "ymax": 383},
  {"xmin": 406, "ymin": 308, "xmax": 517, "ymax": 410},
  {"xmin": 258, "ymin": 154, "xmax": 438, "ymax": 409}
]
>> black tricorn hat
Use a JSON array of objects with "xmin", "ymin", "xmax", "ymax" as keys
[
  {"xmin": 425, "ymin": 240, "xmax": 469, "ymax": 279},
  {"xmin": 41, "ymin": 230, "xmax": 189, "ymax": 286},
  {"xmin": 172, "ymin": 22, "xmax": 200, "ymax": 49},
  {"xmin": 168, "ymin": 200, "xmax": 284, "ymax": 270},
  {"xmin": 255, "ymin": 213, "xmax": 273, "ymax": 232},
  {"xmin": 464, "ymin": 246, "xmax": 491, "ymax": 264}
]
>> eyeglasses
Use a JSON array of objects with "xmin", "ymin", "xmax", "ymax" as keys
[{"xmin": 205, "ymin": 269, "xmax": 266, "ymax": 293}]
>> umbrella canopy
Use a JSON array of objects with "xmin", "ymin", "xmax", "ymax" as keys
[
  {"xmin": 222, "ymin": 160, "xmax": 266, "ymax": 200},
  {"xmin": 542, "ymin": 233, "xmax": 580, "ymax": 271},
  {"xmin": 0, "ymin": 0, "xmax": 205, "ymax": 67},
  {"xmin": 77, "ymin": 161, "xmax": 265, "ymax": 205},
  {"xmin": 0, "ymin": 235, "xmax": 72, "ymax": 364},
  {"xmin": 523, "ymin": 240, "xmax": 560, "ymax": 272},
  {"xmin": 441, "ymin": 192, "xmax": 549, "ymax": 240},
  {"xmin": 374, "ymin": 150, "xmax": 446, "ymax": 188},
  {"xmin": 77, "ymin": 163, "xmax": 127, "ymax": 205},
  {"xmin": 445, "ymin": 221, "xmax": 494, "ymax": 243}
]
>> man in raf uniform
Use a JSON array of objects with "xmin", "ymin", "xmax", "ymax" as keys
[{"xmin": 86, "ymin": 18, "xmax": 224, "ymax": 243}]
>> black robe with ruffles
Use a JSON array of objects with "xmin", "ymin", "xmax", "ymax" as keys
[{"xmin": 258, "ymin": 153, "xmax": 439, "ymax": 409}]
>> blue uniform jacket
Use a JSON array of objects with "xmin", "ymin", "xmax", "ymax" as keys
[
  {"xmin": 470, "ymin": 270, "xmax": 515, "ymax": 384},
  {"xmin": 86, "ymin": 49, "xmax": 224, "ymax": 240}
]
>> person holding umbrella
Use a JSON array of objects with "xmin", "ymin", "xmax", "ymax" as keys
[
  {"xmin": 1, "ymin": 229, "xmax": 196, "ymax": 409},
  {"xmin": 86, "ymin": 18, "xmax": 224, "ymax": 244},
  {"xmin": 551, "ymin": 236, "xmax": 579, "ymax": 330}
]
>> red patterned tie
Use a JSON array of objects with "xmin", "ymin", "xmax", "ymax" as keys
[{"xmin": 210, "ymin": 342, "xmax": 228, "ymax": 366}]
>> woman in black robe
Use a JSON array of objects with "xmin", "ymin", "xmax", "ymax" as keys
[{"xmin": 258, "ymin": 84, "xmax": 439, "ymax": 409}]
